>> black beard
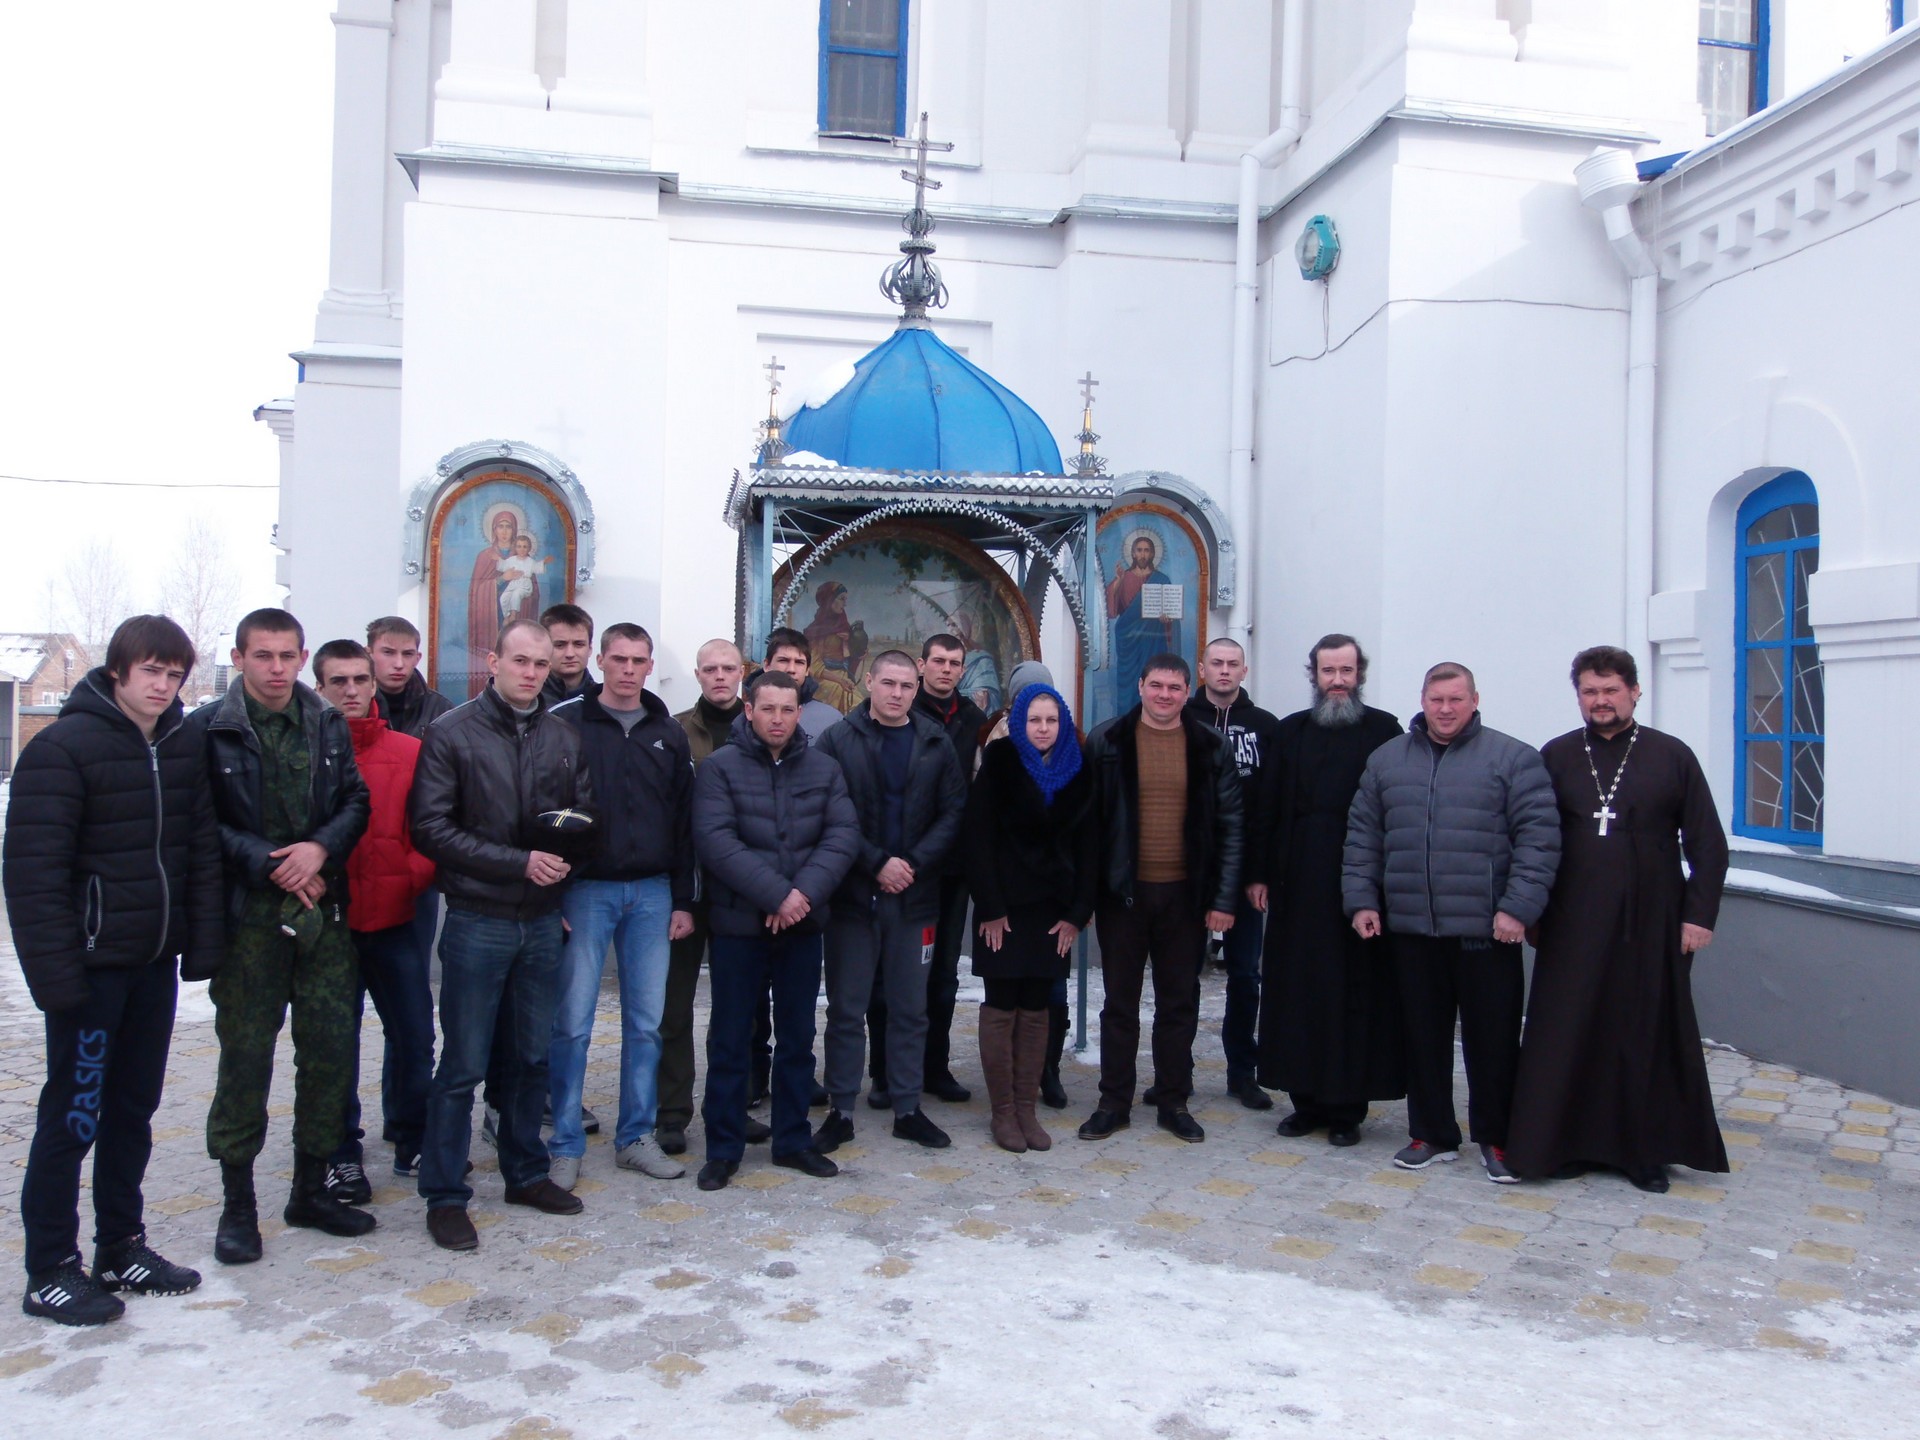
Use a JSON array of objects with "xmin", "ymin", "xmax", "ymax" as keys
[{"xmin": 1312, "ymin": 686, "xmax": 1364, "ymax": 728}]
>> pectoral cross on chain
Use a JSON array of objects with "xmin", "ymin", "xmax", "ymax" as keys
[{"xmin": 1593, "ymin": 803, "xmax": 1618, "ymax": 837}]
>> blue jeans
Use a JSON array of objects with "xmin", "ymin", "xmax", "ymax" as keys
[
  {"xmin": 1221, "ymin": 892, "xmax": 1266, "ymax": 1080},
  {"xmin": 704, "ymin": 931, "xmax": 822, "ymax": 1164},
  {"xmin": 419, "ymin": 908, "xmax": 564, "ymax": 1208},
  {"xmin": 334, "ymin": 923, "xmax": 436, "ymax": 1165},
  {"xmin": 550, "ymin": 875, "xmax": 672, "ymax": 1156}
]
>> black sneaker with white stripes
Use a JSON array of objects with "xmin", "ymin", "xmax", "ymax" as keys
[
  {"xmin": 23, "ymin": 1256, "xmax": 125, "ymax": 1326},
  {"xmin": 325, "ymin": 1160, "xmax": 373, "ymax": 1205},
  {"xmin": 93, "ymin": 1232, "xmax": 202, "ymax": 1297}
]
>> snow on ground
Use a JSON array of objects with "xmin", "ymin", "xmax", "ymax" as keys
[{"xmin": 3, "ymin": 1224, "xmax": 1911, "ymax": 1438}]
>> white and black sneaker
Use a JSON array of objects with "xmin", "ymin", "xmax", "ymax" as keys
[
  {"xmin": 94, "ymin": 1232, "xmax": 202, "ymax": 1297},
  {"xmin": 325, "ymin": 1160, "xmax": 373, "ymax": 1205},
  {"xmin": 24, "ymin": 1256, "xmax": 125, "ymax": 1326}
]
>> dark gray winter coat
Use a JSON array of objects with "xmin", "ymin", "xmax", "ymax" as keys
[
  {"xmin": 693, "ymin": 714, "xmax": 861, "ymax": 937},
  {"xmin": 814, "ymin": 703, "xmax": 965, "ymax": 922},
  {"xmin": 1341, "ymin": 713, "xmax": 1560, "ymax": 937}
]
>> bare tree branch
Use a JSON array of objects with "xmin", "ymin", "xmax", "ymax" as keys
[
  {"xmin": 63, "ymin": 540, "xmax": 132, "ymax": 653},
  {"xmin": 158, "ymin": 518, "xmax": 241, "ymax": 689}
]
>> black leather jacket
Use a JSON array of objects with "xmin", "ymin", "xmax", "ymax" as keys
[
  {"xmin": 408, "ymin": 685, "xmax": 595, "ymax": 920},
  {"xmin": 1083, "ymin": 706, "xmax": 1245, "ymax": 916},
  {"xmin": 186, "ymin": 679, "xmax": 370, "ymax": 921}
]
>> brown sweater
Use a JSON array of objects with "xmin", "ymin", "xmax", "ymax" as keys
[{"xmin": 1135, "ymin": 720, "xmax": 1188, "ymax": 883}]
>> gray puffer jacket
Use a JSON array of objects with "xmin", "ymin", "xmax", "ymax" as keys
[{"xmin": 1341, "ymin": 713, "xmax": 1560, "ymax": 937}]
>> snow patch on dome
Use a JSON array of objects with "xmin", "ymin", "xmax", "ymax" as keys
[{"xmin": 778, "ymin": 357, "xmax": 860, "ymax": 421}]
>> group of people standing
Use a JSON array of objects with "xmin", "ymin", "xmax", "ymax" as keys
[{"xmin": 4, "ymin": 601, "xmax": 1731, "ymax": 1330}]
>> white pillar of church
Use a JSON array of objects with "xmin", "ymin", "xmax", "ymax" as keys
[
  {"xmin": 318, "ymin": 0, "xmax": 399, "ymax": 345},
  {"xmin": 1082, "ymin": 0, "xmax": 1183, "ymax": 162},
  {"xmin": 1183, "ymin": 0, "xmax": 1274, "ymax": 165},
  {"xmin": 434, "ymin": 0, "xmax": 548, "ymax": 150},
  {"xmin": 549, "ymin": 0, "xmax": 653, "ymax": 159}
]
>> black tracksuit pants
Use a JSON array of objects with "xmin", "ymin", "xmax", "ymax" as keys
[{"xmin": 21, "ymin": 956, "xmax": 178, "ymax": 1276}]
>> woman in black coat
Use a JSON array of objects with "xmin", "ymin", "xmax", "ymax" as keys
[{"xmin": 963, "ymin": 683, "xmax": 1096, "ymax": 1153}]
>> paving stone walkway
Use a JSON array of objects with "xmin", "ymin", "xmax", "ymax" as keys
[{"xmin": 1, "ymin": 945, "xmax": 1917, "ymax": 1436}]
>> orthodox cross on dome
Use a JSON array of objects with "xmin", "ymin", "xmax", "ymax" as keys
[
  {"xmin": 757, "ymin": 353, "xmax": 790, "ymax": 466},
  {"xmin": 1070, "ymin": 370, "xmax": 1106, "ymax": 478},
  {"xmin": 881, "ymin": 111, "xmax": 954, "ymax": 328}
]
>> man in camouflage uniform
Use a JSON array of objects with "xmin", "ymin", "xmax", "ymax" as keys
[{"xmin": 188, "ymin": 608, "xmax": 374, "ymax": 1264}]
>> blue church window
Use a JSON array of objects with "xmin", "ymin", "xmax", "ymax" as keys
[
  {"xmin": 820, "ymin": 0, "xmax": 909, "ymax": 137},
  {"xmin": 1699, "ymin": 1, "xmax": 1769, "ymax": 135},
  {"xmin": 1735, "ymin": 471, "xmax": 1822, "ymax": 844}
]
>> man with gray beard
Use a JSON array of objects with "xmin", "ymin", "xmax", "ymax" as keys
[{"xmin": 1252, "ymin": 635, "xmax": 1405, "ymax": 1145}]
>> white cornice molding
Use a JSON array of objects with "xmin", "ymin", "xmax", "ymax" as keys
[{"xmin": 1645, "ymin": 27, "xmax": 1920, "ymax": 303}]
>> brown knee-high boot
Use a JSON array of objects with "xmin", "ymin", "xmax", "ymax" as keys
[
  {"xmin": 978, "ymin": 1005, "xmax": 1025, "ymax": 1152},
  {"xmin": 1012, "ymin": 1009, "xmax": 1052, "ymax": 1150}
]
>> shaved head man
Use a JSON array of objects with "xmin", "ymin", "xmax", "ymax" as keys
[{"xmin": 656, "ymin": 637, "xmax": 759, "ymax": 1155}]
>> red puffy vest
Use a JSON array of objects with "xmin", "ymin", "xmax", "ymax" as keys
[{"xmin": 345, "ymin": 715, "xmax": 435, "ymax": 932}]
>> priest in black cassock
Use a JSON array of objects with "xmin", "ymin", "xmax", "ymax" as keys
[
  {"xmin": 1507, "ymin": 646, "xmax": 1730, "ymax": 1193},
  {"xmin": 1254, "ymin": 635, "xmax": 1405, "ymax": 1145}
]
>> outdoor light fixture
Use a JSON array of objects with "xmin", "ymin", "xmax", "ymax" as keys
[{"xmin": 1295, "ymin": 214, "xmax": 1340, "ymax": 280}]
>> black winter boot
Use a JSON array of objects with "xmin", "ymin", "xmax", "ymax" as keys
[
  {"xmin": 214, "ymin": 1162, "xmax": 263, "ymax": 1266},
  {"xmin": 1039, "ymin": 1002, "xmax": 1070, "ymax": 1110},
  {"xmin": 285, "ymin": 1152, "xmax": 379, "ymax": 1238}
]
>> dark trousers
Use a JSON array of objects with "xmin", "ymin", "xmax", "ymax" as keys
[
  {"xmin": 1220, "ymin": 890, "xmax": 1265, "ymax": 1080},
  {"xmin": 420, "ymin": 908, "xmax": 564, "ymax": 1208},
  {"xmin": 335, "ymin": 922, "xmax": 436, "ymax": 1165},
  {"xmin": 1391, "ymin": 934, "xmax": 1524, "ymax": 1151},
  {"xmin": 866, "ymin": 875, "xmax": 968, "ymax": 1091},
  {"xmin": 656, "ymin": 903, "xmax": 708, "ymax": 1133},
  {"xmin": 1094, "ymin": 881, "xmax": 1205, "ymax": 1113},
  {"xmin": 704, "ymin": 931, "xmax": 822, "ymax": 1164},
  {"xmin": 21, "ymin": 957, "xmax": 177, "ymax": 1276},
  {"xmin": 206, "ymin": 912, "xmax": 357, "ymax": 1165}
]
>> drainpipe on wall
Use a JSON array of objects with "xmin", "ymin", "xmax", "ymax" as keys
[
  {"xmin": 1576, "ymin": 146, "xmax": 1658, "ymax": 711},
  {"xmin": 1226, "ymin": 0, "xmax": 1304, "ymax": 644}
]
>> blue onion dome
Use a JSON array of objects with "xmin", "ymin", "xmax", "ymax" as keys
[{"xmin": 782, "ymin": 327, "xmax": 1064, "ymax": 476}]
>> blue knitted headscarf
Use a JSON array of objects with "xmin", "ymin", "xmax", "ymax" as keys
[{"xmin": 1009, "ymin": 683, "xmax": 1081, "ymax": 804}]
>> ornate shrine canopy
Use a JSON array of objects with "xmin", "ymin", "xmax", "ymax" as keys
[{"xmin": 729, "ymin": 113, "xmax": 1113, "ymax": 672}]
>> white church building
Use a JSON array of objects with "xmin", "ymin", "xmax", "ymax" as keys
[{"xmin": 260, "ymin": 1, "xmax": 1920, "ymax": 1101}]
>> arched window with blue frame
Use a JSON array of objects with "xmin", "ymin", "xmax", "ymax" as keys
[{"xmin": 1735, "ymin": 471, "xmax": 1823, "ymax": 844}]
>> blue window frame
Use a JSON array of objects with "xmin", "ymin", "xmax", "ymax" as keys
[
  {"xmin": 1897, "ymin": 2, "xmax": 1911, "ymax": 31},
  {"xmin": 1734, "ymin": 471, "xmax": 1823, "ymax": 845},
  {"xmin": 819, "ymin": 0, "xmax": 909, "ymax": 137},
  {"xmin": 1698, "ymin": 1, "xmax": 1770, "ymax": 135}
]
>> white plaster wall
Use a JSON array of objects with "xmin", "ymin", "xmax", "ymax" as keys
[
  {"xmin": 280, "ymin": 362, "xmax": 403, "ymax": 653},
  {"xmin": 397, "ymin": 173, "xmax": 671, "ymax": 688},
  {"xmin": 1653, "ymin": 198, "xmax": 1920, "ymax": 865}
]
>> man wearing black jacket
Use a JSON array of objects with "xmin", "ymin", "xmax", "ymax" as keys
[
  {"xmin": 546, "ymin": 624, "xmax": 694, "ymax": 1189},
  {"xmin": 5, "ymin": 616, "xmax": 224, "ymax": 1325},
  {"xmin": 1080, "ymin": 653, "xmax": 1243, "ymax": 1145},
  {"xmin": 814, "ymin": 652, "xmax": 967, "ymax": 1151},
  {"xmin": 1187, "ymin": 639, "xmax": 1282, "ymax": 1111},
  {"xmin": 367, "ymin": 615, "xmax": 453, "ymax": 739},
  {"xmin": 540, "ymin": 603, "xmax": 598, "ymax": 706},
  {"xmin": 409, "ymin": 619, "xmax": 596, "ymax": 1250},
  {"xmin": 905, "ymin": 632, "xmax": 989, "ymax": 1103},
  {"xmin": 189, "ymin": 608, "xmax": 374, "ymax": 1265},
  {"xmin": 691, "ymin": 672, "xmax": 860, "ymax": 1191}
]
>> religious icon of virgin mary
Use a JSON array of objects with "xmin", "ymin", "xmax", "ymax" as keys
[{"xmin": 466, "ymin": 503, "xmax": 539, "ymax": 698}]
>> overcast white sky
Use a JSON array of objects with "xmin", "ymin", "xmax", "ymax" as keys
[{"xmin": 0, "ymin": 2, "xmax": 335, "ymax": 644}]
